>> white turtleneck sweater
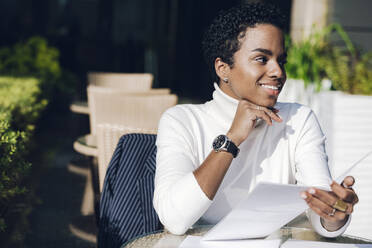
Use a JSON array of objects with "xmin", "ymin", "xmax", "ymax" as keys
[{"xmin": 153, "ymin": 83, "xmax": 350, "ymax": 237}]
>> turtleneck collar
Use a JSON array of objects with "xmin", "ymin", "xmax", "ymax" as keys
[{"xmin": 206, "ymin": 83, "xmax": 239, "ymax": 126}]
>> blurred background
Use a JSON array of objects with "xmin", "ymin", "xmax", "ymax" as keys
[
  {"xmin": 0, "ymin": 0, "xmax": 293, "ymax": 102},
  {"xmin": 0, "ymin": 0, "xmax": 372, "ymax": 247},
  {"xmin": 1, "ymin": 0, "xmax": 371, "ymax": 102}
]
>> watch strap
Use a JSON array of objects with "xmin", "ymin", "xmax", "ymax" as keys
[{"xmin": 226, "ymin": 138, "xmax": 239, "ymax": 158}]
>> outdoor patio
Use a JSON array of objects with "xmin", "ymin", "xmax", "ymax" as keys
[{"xmin": 1, "ymin": 0, "xmax": 372, "ymax": 247}]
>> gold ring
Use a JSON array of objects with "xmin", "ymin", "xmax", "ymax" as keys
[{"xmin": 333, "ymin": 199, "xmax": 348, "ymax": 212}]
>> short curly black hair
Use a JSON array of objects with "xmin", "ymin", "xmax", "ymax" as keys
[{"xmin": 202, "ymin": 3, "xmax": 286, "ymax": 82}]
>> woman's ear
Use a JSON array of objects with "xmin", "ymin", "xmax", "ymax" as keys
[{"xmin": 214, "ymin": 58, "xmax": 230, "ymax": 83}]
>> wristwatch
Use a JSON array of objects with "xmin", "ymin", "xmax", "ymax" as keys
[{"xmin": 212, "ymin": 134, "xmax": 240, "ymax": 158}]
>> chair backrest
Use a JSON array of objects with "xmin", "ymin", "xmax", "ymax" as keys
[
  {"xmin": 96, "ymin": 123, "xmax": 157, "ymax": 192},
  {"xmin": 98, "ymin": 133, "xmax": 162, "ymax": 247},
  {"xmin": 87, "ymin": 85, "xmax": 177, "ymax": 134},
  {"xmin": 87, "ymin": 72, "xmax": 153, "ymax": 91}
]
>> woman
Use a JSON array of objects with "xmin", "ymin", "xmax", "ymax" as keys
[{"xmin": 153, "ymin": 3, "xmax": 358, "ymax": 237}]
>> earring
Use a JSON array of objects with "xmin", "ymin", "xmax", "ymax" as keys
[{"xmin": 223, "ymin": 78, "xmax": 228, "ymax": 83}]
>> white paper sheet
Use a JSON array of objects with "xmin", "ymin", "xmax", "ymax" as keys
[
  {"xmin": 199, "ymin": 151, "xmax": 372, "ymax": 242},
  {"xmin": 334, "ymin": 149, "xmax": 372, "ymax": 184},
  {"xmin": 202, "ymin": 182, "xmax": 310, "ymax": 241},
  {"xmin": 179, "ymin": 235, "xmax": 281, "ymax": 248},
  {"xmin": 281, "ymin": 240, "xmax": 372, "ymax": 248}
]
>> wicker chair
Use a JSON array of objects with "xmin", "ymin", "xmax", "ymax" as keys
[
  {"xmin": 88, "ymin": 72, "xmax": 153, "ymax": 90},
  {"xmin": 85, "ymin": 86, "xmax": 177, "ymax": 189},
  {"xmin": 96, "ymin": 124, "xmax": 157, "ymax": 191},
  {"xmin": 73, "ymin": 86, "xmax": 174, "ymax": 156},
  {"xmin": 70, "ymin": 72, "xmax": 170, "ymax": 114},
  {"xmin": 87, "ymin": 85, "xmax": 177, "ymax": 135},
  {"xmin": 71, "ymin": 86, "xmax": 176, "ymax": 215}
]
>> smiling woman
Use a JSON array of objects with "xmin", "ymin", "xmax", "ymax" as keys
[{"xmin": 153, "ymin": 2, "xmax": 358, "ymax": 238}]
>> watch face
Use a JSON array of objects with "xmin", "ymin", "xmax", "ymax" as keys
[{"xmin": 213, "ymin": 135, "xmax": 227, "ymax": 150}]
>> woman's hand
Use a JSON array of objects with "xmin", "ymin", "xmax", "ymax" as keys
[
  {"xmin": 227, "ymin": 100, "xmax": 282, "ymax": 146},
  {"xmin": 301, "ymin": 176, "xmax": 359, "ymax": 231}
]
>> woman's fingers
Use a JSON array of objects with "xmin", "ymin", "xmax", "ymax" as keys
[
  {"xmin": 228, "ymin": 100, "xmax": 282, "ymax": 144},
  {"xmin": 301, "ymin": 191, "xmax": 348, "ymax": 221},
  {"xmin": 306, "ymin": 187, "xmax": 354, "ymax": 215},
  {"xmin": 331, "ymin": 180, "xmax": 359, "ymax": 204},
  {"xmin": 342, "ymin": 176, "xmax": 355, "ymax": 188},
  {"xmin": 242, "ymin": 101, "xmax": 282, "ymax": 123},
  {"xmin": 300, "ymin": 177, "xmax": 359, "ymax": 224},
  {"xmin": 259, "ymin": 106, "xmax": 282, "ymax": 123},
  {"xmin": 251, "ymin": 109, "xmax": 273, "ymax": 125}
]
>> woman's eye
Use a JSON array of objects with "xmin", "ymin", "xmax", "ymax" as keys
[{"xmin": 255, "ymin": 56, "xmax": 267, "ymax": 63}]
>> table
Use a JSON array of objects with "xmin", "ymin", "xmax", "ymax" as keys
[
  {"xmin": 122, "ymin": 214, "xmax": 372, "ymax": 248},
  {"xmin": 70, "ymin": 100, "xmax": 90, "ymax": 115},
  {"xmin": 71, "ymin": 134, "xmax": 99, "ymax": 216},
  {"xmin": 73, "ymin": 134, "xmax": 98, "ymax": 157}
]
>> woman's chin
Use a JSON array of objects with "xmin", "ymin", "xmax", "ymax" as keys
[{"xmin": 262, "ymin": 98, "xmax": 278, "ymax": 108}]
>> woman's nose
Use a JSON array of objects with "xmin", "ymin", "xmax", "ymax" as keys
[{"xmin": 268, "ymin": 61, "xmax": 285, "ymax": 79}]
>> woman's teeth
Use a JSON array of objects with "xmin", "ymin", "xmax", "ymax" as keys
[{"xmin": 260, "ymin": 84, "xmax": 280, "ymax": 90}]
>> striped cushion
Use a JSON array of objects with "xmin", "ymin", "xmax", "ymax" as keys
[{"xmin": 98, "ymin": 133, "xmax": 162, "ymax": 247}]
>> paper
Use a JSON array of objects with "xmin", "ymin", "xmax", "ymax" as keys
[
  {"xmin": 179, "ymin": 236, "xmax": 372, "ymax": 248},
  {"xmin": 334, "ymin": 149, "xmax": 372, "ymax": 184},
  {"xmin": 179, "ymin": 235, "xmax": 281, "ymax": 248},
  {"xmin": 202, "ymin": 182, "xmax": 309, "ymax": 241},
  {"xmin": 201, "ymin": 150, "xmax": 372, "ymax": 241},
  {"xmin": 281, "ymin": 240, "xmax": 372, "ymax": 248}
]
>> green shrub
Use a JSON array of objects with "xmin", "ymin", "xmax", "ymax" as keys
[
  {"xmin": 285, "ymin": 24, "xmax": 372, "ymax": 95},
  {"xmin": 0, "ymin": 77, "xmax": 46, "ymax": 231},
  {"xmin": 0, "ymin": 36, "xmax": 77, "ymax": 108},
  {"xmin": 321, "ymin": 25, "xmax": 372, "ymax": 95},
  {"xmin": 0, "ymin": 77, "xmax": 47, "ymax": 131},
  {"xmin": 0, "ymin": 37, "xmax": 61, "ymax": 80},
  {"xmin": 285, "ymin": 31, "xmax": 329, "ymax": 89},
  {"xmin": 0, "ymin": 113, "xmax": 30, "ymax": 200}
]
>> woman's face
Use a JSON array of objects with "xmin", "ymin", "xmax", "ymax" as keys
[{"xmin": 218, "ymin": 24, "xmax": 286, "ymax": 107}]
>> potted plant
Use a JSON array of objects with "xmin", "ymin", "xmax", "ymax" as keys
[{"xmin": 279, "ymin": 26, "xmax": 333, "ymax": 106}]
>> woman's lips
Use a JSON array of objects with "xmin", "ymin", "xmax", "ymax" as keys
[{"xmin": 258, "ymin": 83, "xmax": 282, "ymax": 96}]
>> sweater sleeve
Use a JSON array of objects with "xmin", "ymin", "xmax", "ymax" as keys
[
  {"xmin": 294, "ymin": 107, "xmax": 350, "ymax": 237},
  {"xmin": 153, "ymin": 107, "xmax": 212, "ymax": 235}
]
